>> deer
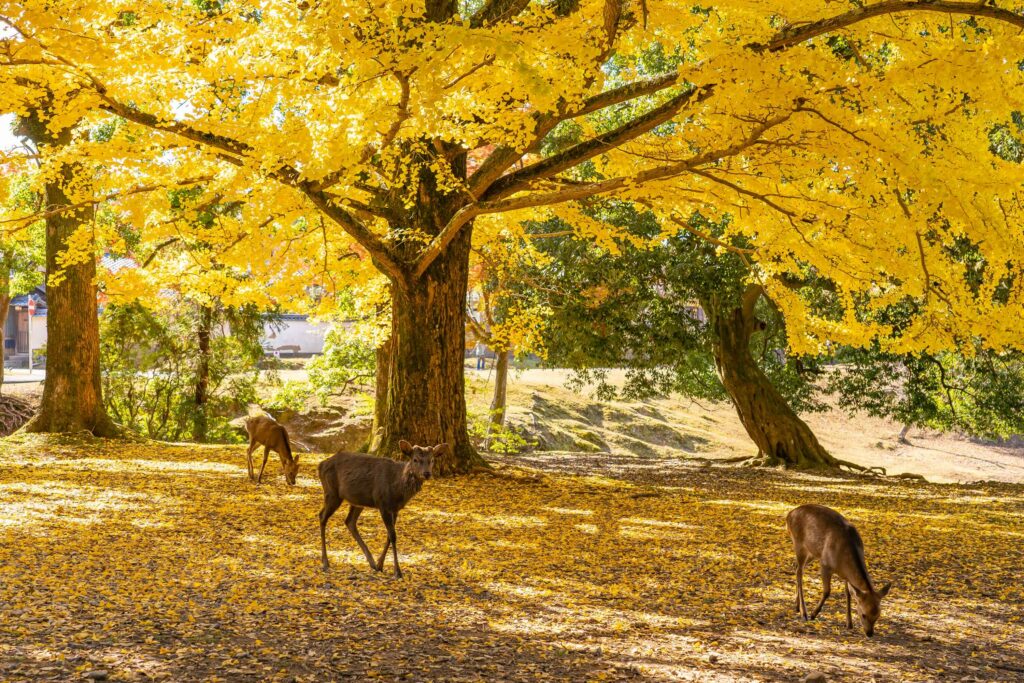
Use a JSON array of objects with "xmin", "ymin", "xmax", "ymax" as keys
[
  {"xmin": 786, "ymin": 504, "xmax": 892, "ymax": 637},
  {"xmin": 244, "ymin": 414, "xmax": 300, "ymax": 485},
  {"xmin": 318, "ymin": 440, "xmax": 447, "ymax": 578}
]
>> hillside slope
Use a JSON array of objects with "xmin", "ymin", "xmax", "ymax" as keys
[{"xmin": 467, "ymin": 368, "xmax": 1024, "ymax": 485}]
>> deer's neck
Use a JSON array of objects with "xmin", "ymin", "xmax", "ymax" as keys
[
  {"xmin": 843, "ymin": 545, "xmax": 874, "ymax": 594},
  {"xmin": 401, "ymin": 466, "xmax": 425, "ymax": 499}
]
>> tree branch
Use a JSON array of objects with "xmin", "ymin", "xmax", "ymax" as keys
[
  {"xmin": 298, "ymin": 184, "xmax": 406, "ymax": 283},
  {"xmin": 469, "ymin": 0, "xmax": 532, "ymax": 27},
  {"xmin": 483, "ymin": 84, "xmax": 714, "ymax": 201},
  {"xmin": 0, "ymin": 176, "xmax": 213, "ymax": 229},
  {"xmin": 748, "ymin": 1, "xmax": 1024, "ymax": 53},
  {"xmin": 471, "ymin": 107, "xmax": 801, "ymax": 215}
]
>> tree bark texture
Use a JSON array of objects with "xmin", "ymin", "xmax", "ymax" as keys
[
  {"xmin": 708, "ymin": 287, "xmax": 836, "ymax": 469},
  {"xmin": 20, "ymin": 112, "xmax": 118, "ymax": 437}
]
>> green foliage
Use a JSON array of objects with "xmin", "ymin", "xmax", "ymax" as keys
[
  {"xmin": 467, "ymin": 405, "xmax": 533, "ymax": 455},
  {"xmin": 523, "ymin": 204, "xmax": 823, "ymax": 413},
  {"xmin": 828, "ymin": 346, "xmax": 1024, "ymax": 440},
  {"xmin": 1, "ymin": 174, "xmax": 45, "ymax": 299},
  {"xmin": 307, "ymin": 324, "xmax": 377, "ymax": 403},
  {"xmin": 100, "ymin": 301, "xmax": 267, "ymax": 442},
  {"xmin": 265, "ymin": 380, "xmax": 314, "ymax": 414}
]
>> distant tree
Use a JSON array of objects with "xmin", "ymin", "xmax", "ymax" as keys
[
  {"xmin": 521, "ymin": 205, "xmax": 840, "ymax": 467},
  {"xmin": 0, "ymin": 173, "xmax": 44, "ymax": 391},
  {"xmin": 829, "ymin": 346, "xmax": 1024, "ymax": 443},
  {"xmin": 467, "ymin": 232, "xmax": 551, "ymax": 450},
  {"xmin": 100, "ymin": 300, "xmax": 268, "ymax": 442},
  {"xmin": 14, "ymin": 107, "xmax": 119, "ymax": 436}
]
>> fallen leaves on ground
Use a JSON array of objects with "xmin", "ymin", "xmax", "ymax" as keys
[{"xmin": 0, "ymin": 434, "xmax": 1021, "ymax": 682}]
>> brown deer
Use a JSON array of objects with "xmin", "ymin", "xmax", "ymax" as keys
[
  {"xmin": 244, "ymin": 415, "xmax": 299, "ymax": 485},
  {"xmin": 318, "ymin": 440, "xmax": 446, "ymax": 578},
  {"xmin": 787, "ymin": 504, "xmax": 892, "ymax": 636}
]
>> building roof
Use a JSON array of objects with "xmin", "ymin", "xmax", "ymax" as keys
[
  {"xmin": 9, "ymin": 285, "xmax": 46, "ymax": 309},
  {"xmin": 100, "ymin": 255, "xmax": 138, "ymax": 274}
]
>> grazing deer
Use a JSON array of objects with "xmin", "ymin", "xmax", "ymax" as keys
[
  {"xmin": 786, "ymin": 504, "xmax": 892, "ymax": 636},
  {"xmin": 244, "ymin": 414, "xmax": 300, "ymax": 485},
  {"xmin": 318, "ymin": 440, "xmax": 446, "ymax": 578}
]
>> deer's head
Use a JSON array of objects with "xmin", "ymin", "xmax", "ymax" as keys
[
  {"xmin": 400, "ymin": 441, "xmax": 448, "ymax": 480},
  {"xmin": 854, "ymin": 582, "xmax": 892, "ymax": 637},
  {"xmin": 283, "ymin": 454, "xmax": 300, "ymax": 486}
]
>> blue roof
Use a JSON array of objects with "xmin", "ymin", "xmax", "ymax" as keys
[{"xmin": 9, "ymin": 286, "xmax": 46, "ymax": 309}]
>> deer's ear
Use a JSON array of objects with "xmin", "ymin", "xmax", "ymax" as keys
[
  {"xmin": 399, "ymin": 440, "xmax": 414, "ymax": 455},
  {"xmin": 433, "ymin": 442, "xmax": 450, "ymax": 456},
  {"xmin": 293, "ymin": 454, "xmax": 300, "ymax": 464},
  {"xmin": 878, "ymin": 582, "xmax": 892, "ymax": 597}
]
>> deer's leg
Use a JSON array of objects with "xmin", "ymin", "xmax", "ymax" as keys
[
  {"xmin": 796, "ymin": 555, "xmax": 808, "ymax": 620},
  {"xmin": 845, "ymin": 582, "xmax": 853, "ymax": 629},
  {"xmin": 344, "ymin": 506, "xmax": 378, "ymax": 571},
  {"xmin": 375, "ymin": 510, "xmax": 391, "ymax": 572},
  {"xmin": 246, "ymin": 440, "xmax": 257, "ymax": 481},
  {"xmin": 257, "ymin": 446, "xmax": 270, "ymax": 484},
  {"xmin": 809, "ymin": 566, "xmax": 833, "ymax": 620},
  {"xmin": 319, "ymin": 492, "xmax": 342, "ymax": 572},
  {"xmin": 378, "ymin": 510, "xmax": 401, "ymax": 578}
]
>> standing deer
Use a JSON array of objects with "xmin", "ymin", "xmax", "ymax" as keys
[
  {"xmin": 318, "ymin": 440, "xmax": 446, "ymax": 578},
  {"xmin": 786, "ymin": 504, "xmax": 892, "ymax": 636},
  {"xmin": 244, "ymin": 414, "xmax": 300, "ymax": 485}
]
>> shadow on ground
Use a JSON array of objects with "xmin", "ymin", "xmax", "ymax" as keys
[{"xmin": 0, "ymin": 434, "xmax": 1021, "ymax": 682}]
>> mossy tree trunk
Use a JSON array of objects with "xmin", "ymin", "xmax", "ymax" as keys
[
  {"xmin": 362, "ymin": 334, "xmax": 392, "ymax": 453},
  {"xmin": 375, "ymin": 223, "xmax": 486, "ymax": 474},
  {"xmin": 19, "ymin": 113, "xmax": 118, "ymax": 437},
  {"xmin": 706, "ymin": 285, "xmax": 836, "ymax": 469}
]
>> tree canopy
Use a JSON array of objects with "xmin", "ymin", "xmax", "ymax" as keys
[
  {"xmin": 1, "ymin": 0, "xmax": 1022, "ymax": 345},
  {"xmin": 3, "ymin": 0, "xmax": 1024, "ymax": 467}
]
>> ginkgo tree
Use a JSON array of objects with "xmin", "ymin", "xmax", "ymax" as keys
[{"xmin": 2, "ymin": 1, "xmax": 1024, "ymax": 472}]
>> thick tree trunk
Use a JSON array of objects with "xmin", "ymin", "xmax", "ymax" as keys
[
  {"xmin": 484, "ymin": 346, "xmax": 510, "ymax": 450},
  {"xmin": 708, "ymin": 288, "xmax": 836, "ymax": 469},
  {"xmin": 193, "ymin": 304, "xmax": 214, "ymax": 442},
  {"xmin": 374, "ymin": 225, "xmax": 485, "ymax": 475},
  {"xmin": 20, "ymin": 114, "xmax": 118, "ymax": 437}
]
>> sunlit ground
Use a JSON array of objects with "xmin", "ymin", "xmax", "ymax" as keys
[{"xmin": 0, "ymin": 434, "xmax": 1021, "ymax": 682}]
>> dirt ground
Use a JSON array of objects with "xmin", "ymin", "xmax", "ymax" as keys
[
  {"xmin": 465, "ymin": 368, "xmax": 1024, "ymax": 485},
  {"xmin": 0, "ymin": 434, "xmax": 1021, "ymax": 682}
]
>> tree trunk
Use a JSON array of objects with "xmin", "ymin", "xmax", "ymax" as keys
[
  {"xmin": 708, "ymin": 287, "xmax": 836, "ymax": 469},
  {"xmin": 193, "ymin": 304, "xmax": 214, "ymax": 441},
  {"xmin": 0, "ymin": 259, "xmax": 9, "ymax": 393},
  {"xmin": 0, "ymin": 292, "xmax": 9, "ymax": 393},
  {"xmin": 362, "ymin": 334, "xmax": 392, "ymax": 453},
  {"xmin": 20, "ymin": 113, "xmax": 118, "ymax": 437},
  {"xmin": 484, "ymin": 346, "xmax": 510, "ymax": 450},
  {"xmin": 374, "ymin": 225, "xmax": 486, "ymax": 475}
]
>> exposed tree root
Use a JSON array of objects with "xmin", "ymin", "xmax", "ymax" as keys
[
  {"xmin": 0, "ymin": 395, "xmax": 35, "ymax": 437},
  {"xmin": 834, "ymin": 458, "xmax": 887, "ymax": 476}
]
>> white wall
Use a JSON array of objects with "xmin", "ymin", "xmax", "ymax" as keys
[
  {"xmin": 30, "ymin": 313, "xmax": 46, "ymax": 351},
  {"xmin": 263, "ymin": 317, "xmax": 329, "ymax": 354}
]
